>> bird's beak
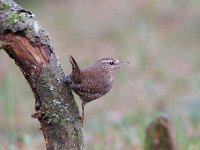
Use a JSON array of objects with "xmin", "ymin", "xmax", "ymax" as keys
[
  {"xmin": 119, "ymin": 61, "xmax": 129, "ymax": 65},
  {"xmin": 116, "ymin": 60, "xmax": 129, "ymax": 69}
]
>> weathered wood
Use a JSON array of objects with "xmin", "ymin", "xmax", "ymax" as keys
[
  {"xmin": 0, "ymin": 1, "xmax": 83, "ymax": 149},
  {"xmin": 145, "ymin": 116, "xmax": 177, "ymax": 150}
]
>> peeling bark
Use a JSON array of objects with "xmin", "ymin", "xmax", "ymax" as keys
[{"xmin": 0, "ymin": 0, "xmax": 83, "ymax": 149}]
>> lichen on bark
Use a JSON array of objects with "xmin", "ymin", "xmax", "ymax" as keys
[{"xmin": 0, "ymin": 0, "xmax": 83, "ymax": 149}]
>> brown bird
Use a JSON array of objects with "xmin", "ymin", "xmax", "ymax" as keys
[{"xmin": 64, "ymin": 55, "xmax": 129, "ymax": 123}]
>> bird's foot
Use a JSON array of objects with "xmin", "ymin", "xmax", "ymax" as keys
[{"xmin": 64, "ymin": 75, "xmax": 72, "ymax": 84}]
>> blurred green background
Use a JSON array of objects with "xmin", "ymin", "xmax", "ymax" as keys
[{"xmin": 1, "ymin": 0, "xmax": 200, "ymax": 149}]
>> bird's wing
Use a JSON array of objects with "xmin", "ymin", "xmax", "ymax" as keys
[
  {"xmin": 69, "ymin": 55, "xmax": 82, "ymax": 83},
  {"xmin": 72, "ymin": 71, "xmax": 112, "ymax": 94}
]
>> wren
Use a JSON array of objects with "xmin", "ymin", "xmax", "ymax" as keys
[{"xmin": 64, "ymin": 55, "xmax": 129, "ymax": 123}]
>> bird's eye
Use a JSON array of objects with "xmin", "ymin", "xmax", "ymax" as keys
[{"xmin": 109, "ymin": 61, "xmax": 114, "ymax": 65}]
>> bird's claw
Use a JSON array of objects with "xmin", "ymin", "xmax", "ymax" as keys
[{"xmin": 64, "ymin": 75, "xmax": 72, "ymax": 84}]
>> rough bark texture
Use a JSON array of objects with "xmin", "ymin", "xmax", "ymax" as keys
[
  {"xmin": 0, "ymin": 1, "xmax": 83, "ymax": 150},
  {"xmin": 145, "ymin": 116, "xmax": 177, "ymax": 150}
]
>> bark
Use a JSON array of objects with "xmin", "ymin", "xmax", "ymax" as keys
[
  {"xmin": 0, "ymin": 1, "xmax": 83, "ymax": 150},
  {"xmin": 145, "ymin": 116, "xmax": 177, "ymax": 150}
]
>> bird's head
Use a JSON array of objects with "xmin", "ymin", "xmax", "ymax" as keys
[{"xmin": 96, "ymin": 57, "xmax": 129, "ymax": 77}]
